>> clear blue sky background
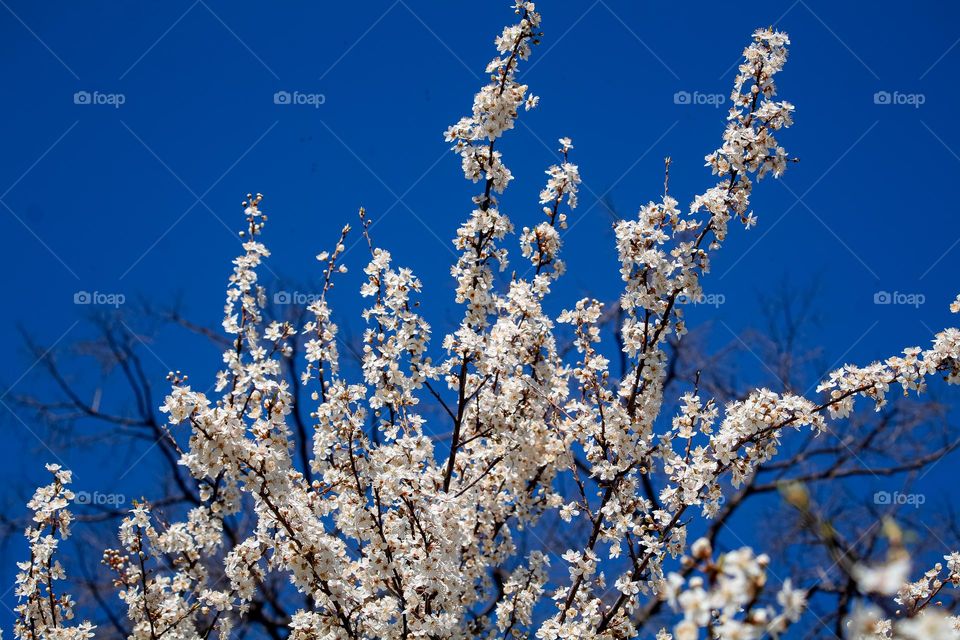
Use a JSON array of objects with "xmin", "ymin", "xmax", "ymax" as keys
[{"xmin": 1, "ymin": 0, "xmax": 959, "ymax": 633}]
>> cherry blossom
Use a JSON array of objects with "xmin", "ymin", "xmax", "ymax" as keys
[{"xmin": 10, "ymin": 3, "xmax": 960, "ymax": 639}]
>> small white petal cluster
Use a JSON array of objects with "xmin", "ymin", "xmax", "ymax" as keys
[{"xmin": 520, "ymin": 137, "xmax": 580, "ymax": 292}]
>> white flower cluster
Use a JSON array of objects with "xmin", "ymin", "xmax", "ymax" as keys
[
  {"xmin": 520, "ymin": 137, "xmax": 581, "ymax": 292},
  {"xmin": 817, "ymin": 332, "xmax": 960, "ymax": 419},
  {"xmin": 104, "ymin": 500, "xmax": 240, "ymax": 640},
  {"xmin": 661, "ymin": 538, "xmax": 806, "ymax": 639},
  {"xmin": 846, "ymin": 549, "xmax": 960, "ymax": 639},
  {"xmin": 14, "ymin": 464, "xmax": 95, "ymax": 640},
  {"xmin": 444, "ymin": 1, "xmax": 542, "ymax": 327}
]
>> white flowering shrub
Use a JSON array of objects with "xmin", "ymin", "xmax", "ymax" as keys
[{"xmin": 12, "ymin": 2, "xmax": 960, "ymax": 639}]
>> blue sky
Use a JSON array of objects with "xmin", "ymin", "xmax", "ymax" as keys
[{"xmin": 2, "ymin": 0, "xmax": 960, "ymax": 633}]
